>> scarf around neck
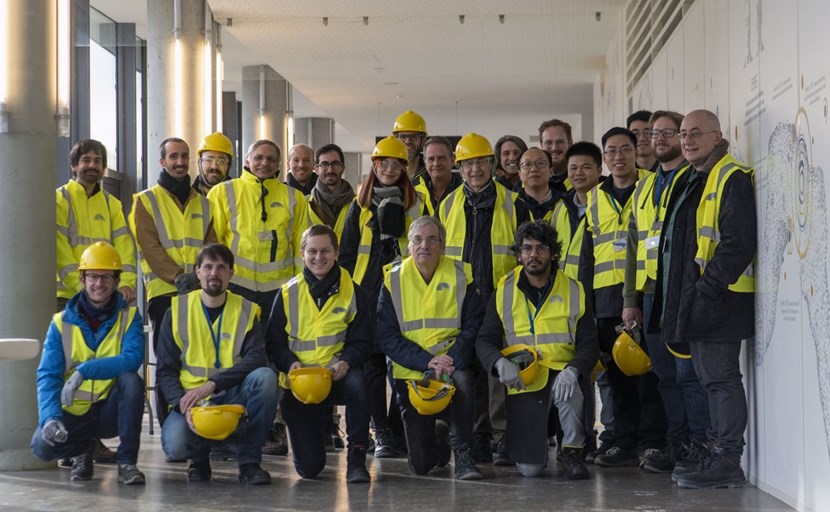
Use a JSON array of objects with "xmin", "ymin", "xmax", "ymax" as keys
[{"xmin": 310, "ymin": 179, "xmax": 355, "ymax": 227}]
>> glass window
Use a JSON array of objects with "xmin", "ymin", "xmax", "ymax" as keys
[{"xmin": 89, "ymin": 8, "xmax": 118, "ymax": 170}]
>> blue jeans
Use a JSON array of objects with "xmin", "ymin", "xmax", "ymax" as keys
[
  {"xmin": 161, "ymin": 367, "xmax": 277, "ymax": 465},
  {"xmin": 31, "ymin": 373, "xmax": 145, "ymax": 465},
  {"xmin": 688, "ymin": 340, "xmax": 746, "ymax": 455},
  {"xmin": 643, "ymin": 293, "xmax": 710, "ymax": 444},
  {"xmin": 281, "ymin": 367, "xmax": 370, "ymax": 478}
]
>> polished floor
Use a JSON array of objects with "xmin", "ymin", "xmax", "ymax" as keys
[{"xmin": 0, "ymin": 415, "xmax": 794, "ymax": 512}]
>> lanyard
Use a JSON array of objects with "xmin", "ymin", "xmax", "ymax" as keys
[
  {"xmin": 653, "ymin": 168, "xmax": 678, "ymax": 224},
  {"xmin": 201, "ymin": 303, "xmax": 225, "ymax": 369},
  {"xmin": 608, "ymin": 195, "xmax": 624, "ymax": 226},
  {"xmin": 524, "ymin": 281, "xmax": 551, "ymax": 336}
]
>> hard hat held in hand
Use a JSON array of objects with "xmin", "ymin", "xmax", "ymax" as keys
[
  {"xmin": 191, "ymin": 404, "xmax": 245, "ymax": 440},
  {"xmin": 407, "ymin": 375, "xmax": 455, "ymax": 416},
  {"xmin": 612, "ymin": 323, "xmax": 652, "ymax": 376},
  {"xmin": 288, "ymin": 367, "xmax": 333, "ymax": 404},
  {"xmin": 500, "ymin": 343, "xmax": 541, "ymax": 386}
]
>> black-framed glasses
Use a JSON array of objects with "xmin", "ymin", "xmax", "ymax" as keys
[
  {"xmin": 520, "ymin": 160, "xmax": 550, "ymax": 171},
  {"xmin": 316, "ymin": 162, "xmax": 343, "ymax": 171},
  {"xmin": 83, "ymin": 273, "xmax": 116, "ymax": 284},
  {"xmin": 647, "ymin": 129, "xmax": 679, "ymax": 139},
  {"xmin": 603, "ymin": 146, "xmax": 635, "ymax": 158}
]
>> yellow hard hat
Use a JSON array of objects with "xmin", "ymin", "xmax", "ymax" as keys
[
  {"xmin": 612, "ymin": 330, "xmax": 652, "ymax": 376},
  {"xmin": 665, "ymin": 342, "xmax": 691, "ymax": 359},
  {"xmin": 191, "ymin": 404, "xmax": 245, "ymax": 440},
  {"xmin": 372, "ymin": 135, "xmax": 410, "ymax": 166},
  {"xmin": 455, "ymin": 132, "xmax": 494, "ymax": 162},
  {"xmin": 78, "ymin": 241, "xmax": 122, "ymax": 271},
  {"xmin": 392, "ymin": 110, "xmax": 428, "ymax": 135},
  {"xmin": 288, "ymin": 367, "xmax": 332, "ymax": 404},
  {"xmin": 500, "ymin": 343, "xmax": 541, "ymax": 386},
  {"xmin": 199, "ymin": 132, "xmax": 234, "ymax": 158},
  {"xmin": 407, "ymin": 378, "xmax": 456, "ymax": 415}
]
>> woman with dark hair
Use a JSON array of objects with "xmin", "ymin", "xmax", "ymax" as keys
[{"xmin": 339, "ymin": 135, "xmax": 425, "ymax": 458}]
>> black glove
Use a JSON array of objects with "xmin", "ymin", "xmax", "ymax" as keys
[{"xmin": 174, "ymin": 271, "xmax": 200, "ymax": 295}]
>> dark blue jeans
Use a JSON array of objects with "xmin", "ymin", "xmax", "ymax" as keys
[
  {"xmin": 393, "ymin": 368, "xmax": 475, "ymax": 475},
  {"xmin": 643, "ymin": 293, "xmax": 710, "ymax": 444},
  {"xmin": 161, "ymin": 367, "xmax": 277, "ymax": 466},
  {"xmin": 281, "ymin": 367, "xmax": 370, "ymax": 478},
  {"xmin": 688, "ymin": 340, "xmax": 746, "ymax": 455},
  {"xmin": 31, "ymin": 373, "xmax": 145, "ymax": 465}
]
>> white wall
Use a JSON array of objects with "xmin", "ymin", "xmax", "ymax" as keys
[{"xmin": 603, "ymin": 1, "xmax": 830, "ymax": 510}]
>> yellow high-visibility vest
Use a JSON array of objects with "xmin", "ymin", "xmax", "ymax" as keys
[
  {"xmin": 352, "ymin": 198, "xmax": 423, "ymax": 285},
  {"xmin": 308, "ymin": 195, "xmax": 350, "ymax": 241}
]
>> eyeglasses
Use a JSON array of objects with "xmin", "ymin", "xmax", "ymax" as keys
[
  {"xmin": 678, "ymin": 130, "xmax": 718, "ymax": 141},
  {"xmin": 396, "ymin": 133, "xmax": 423, "ymax": 142},
  {"xmin": 460, "ymin": 157, "xmax": 493, "ymax": 172},
  {"xmin": 603, "ymin": 146, "xmax": 635, "ymax": 158},
  {"xmin": 378, "ymin": 159, "xmax": 404, "ymax": 172},
  {"xmin": 519, "ymin": 244, "xmax": 550, "ymax": 255},
  {"xmin": 520, "ymin": 160, "xmax": 550, "ymax": 171},
  {"xmin": 647, "ymin": 129, "xmax": 679, "ymax": 139},
  {"xmin": 84, "ymin": 273, "xmax": 116, "ymax": 284},
  {"xmin": 200, "ymin": 157, "xmax": 229, "ymax": 167},
  {"xmin": 410, "ymin": 236, "xmax": 442, "ymax": 246},
  {"xmin": 316, "ymin": 161, "xmax": 343, "ymax": 171}
]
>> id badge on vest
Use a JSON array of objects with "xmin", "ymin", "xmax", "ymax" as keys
[
  {"xmin": 612, "ymin": 237, "xmax": 627, "ymax": 252},
  {"xmin": 645, "ymin": 235, "xmax": 660, "ymax": 250}
]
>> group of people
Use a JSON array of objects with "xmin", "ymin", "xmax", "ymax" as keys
[{"xmin": 33, "ymin": 107, "xmax": 756, "ymax": 492}]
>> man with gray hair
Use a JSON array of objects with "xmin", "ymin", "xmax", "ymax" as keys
[{"xmin": 377, "ymin": 216, "xmax": 485, "ymax": 480}]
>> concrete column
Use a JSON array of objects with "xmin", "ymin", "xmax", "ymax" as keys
[
  {"xmin": 0, "ymin": 0, "xmax": 60, "ymax": 470},
  {"xmin": 343, "ymin": 152, "xmax": 365, "ymax": 190},
  {"xmin": 146, "ymin": 0, "xmax": 215, "ymax": 185},
  {"xmin": 241, "ymin": 65, "xmax": 289, "ymax": 167},
  {"xmin": 294, "ymin": 117, "xmax": 335, "ymax": 149}
]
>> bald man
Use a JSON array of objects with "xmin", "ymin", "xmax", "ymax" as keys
[{"xmin": 286, "ymin": 144, "xmax": 317, "ymax": 195}]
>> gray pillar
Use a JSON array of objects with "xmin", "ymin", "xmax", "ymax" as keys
[
  {"xmin": 222, "ymin": 91, "xmax": 242, "ymax": 178},
  {"xmin": 241, "ymin": 65, "xmax": 288, "ymax": 166},
  {"xmin": 343, "ymin": 152, "xmax": 365, "ymax": 191},
  {"xmin": 0, "ymin": 0, "xmax": 60, "ymax": 470},
  {"xmin": 146, "ymin": 0, "xmax": 214, "ymax": 185},
  {"xmin": 294, "ymin": 117, "xmax": 335, "ymax": 149}
]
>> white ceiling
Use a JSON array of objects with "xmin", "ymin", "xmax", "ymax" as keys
[{"xmin": 94, "ymin": 0, "xmax": 626, "ymax": 153}]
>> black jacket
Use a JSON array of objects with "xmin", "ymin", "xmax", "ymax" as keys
[
  {"xmin": 651, "ymin": 142, "xmax": 756, "ymax": 344},
  {"xmin": 286, "ymin": 172, "xmax": 317, "ymax": 196},
  {"xmin": 517, "ymin": 187, "xmax": 565, "ymax": 221}
]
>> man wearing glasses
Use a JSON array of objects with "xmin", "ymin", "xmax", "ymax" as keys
[
  {"xmin": 193, "ymin": 132, "xmax": 234, "ymax": 196},
  {"xmin": 130, "ymin": 136, "xmax": 218, "ymax": 426},
  {"xmin": 517, "ymin": 147, "xmax": 564, "ymax": 223},
  {"xmin": 392, "ymin": 110, "xmax": 429, "ymax": 182},
  {"xmin": 308, "ymin": 144, "xmax": 355, "ymax": 239},
  {"xmin": 652, "ymin": 109, "xmax": 756, "ymax": 489},
  {"xmin": 580, "ymin": 127, "xmax": 667, "ymax": 469},
  {"xmin": 286, "ymin": 144, "xmax": 318, "ymax": 196}
]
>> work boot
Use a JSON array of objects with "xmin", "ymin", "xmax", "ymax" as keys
[
  {"xmin": 434, "ymin": 420, "xmax": 451, "ymax": 468},
  {"xmin": 262, "ymin": 423, "xmax": 289, "ymax": 456},
  {"xmin": 453, "ymin": 446, "xmax": 483, "ymax": 481},
  {"xmin": 672, "ymin": 442, "xmax": 712, "ymax": 482},
  {"xmin": 58, "ymin": 457, "xmax": 72, "ymax": 469},
  {"xmin": 332, "ymin": 410, "xmax": 345, "ymax": 450},
  {"xmin": 70, "ymin": 442, "xmax": 95, "ymax": 481},
  {"xmin": 117, "ymin": 464, "xmax": 146, "ymax": 485},
  {"xmin": 643, "ymin": 443, "xmax": 685, "ymax": 474},
  {"xmin": 594, "ymin": 446, "xmax": 639, "ymax": 467},
  {"xmin": 210, "ymin": 438, "xmax": 238, "ymax": 461},
  {"xmin": 586, "ymin": 430, "xmax": 614, "ymax": 464},
  {"xmin": 239, "ymin": 463, "xmax": 272, "ymax": 485},
  {"xmin": 676, "ymin": 451, "xmax": 746, "ymax": 489},
  {"xmin": 187, "ymin": 459, "xmax": 212, "ymax": 482},
  {"xmin": 471, "ymin": 433, "xmax": 493, "ymax": 464},
  {"xmin": 346, "ymin": 446, "xmax": 371, "ymax": 483},
  {"xmin": 93, "ymin": 439, "xmax": 117, "ymax": 463},
  {"xmin": 561, "ymin": 448, "xmax": 590, "ymax": 480},
  {"xmin": 372, "ymin": 428, "xmax": 396, "ymax": 458},
  {"xmin": 493, "ymin": 436, "xmax": 512, "ymax": 466}
]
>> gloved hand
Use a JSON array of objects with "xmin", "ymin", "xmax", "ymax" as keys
[
  {"xmin": 61, "ymin": 370, "xmax": 85, "ymax": 406},
  {"xmin": 494, "ymin": 357, "xmax": 526, "ymax": 391},
  {"xmin": 175, "ymin": 271, "xmax": 200, "ymax": 295},
  {"xmin": 41, "ymin": 419, "xmax": 69, "ymax": 446},
  {"xmin": 553, "ymin": 366, "xmax": 579, "ymax": 403}
]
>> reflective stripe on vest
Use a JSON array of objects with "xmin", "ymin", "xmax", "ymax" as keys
[
  {"xmin": 694, "ymin": 157, "xmax": 755, "ymax": 292},
  {"xmin": 586, "ymin": 182, "xmax": 637, "ymax": 289},
  {"xmin": 385, "ymin": 256, "xmax": 472, "ymax": 380}
]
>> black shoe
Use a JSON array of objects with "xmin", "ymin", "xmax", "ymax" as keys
[
  {"xmin": 187, "ymin": 459, "xmax": 212, "ymax": 482},
  {"xmin": 434, "ymin": 420, "xmax": 451, "ymax": 468},
  {"xmin": 373, "ymin": 428, "xmax": 397, "ymax": 459},
  {"xmin": 562, "ymin": 448, "xmax": 590, "ymax": 480},
  {"xmin": 239, "ymin": 463, "xmax": 271, "ymax": 485},
  {"xmin": 594, "ymin": 446, "xmax": 640, "ymax": 467},
  {"xmin": 672, "ymin": 442, "xmax": 712, "ymax": 482},
  {"xmin": 493, "ymin": 437, "xmax": 512, "ymax": 466},
  {"xmin": 262, "ymin": 423, "xmax": 289, "ymax": 456},
  {"xmin": 471, "ymin": 433, "xmax": 493, "ymax": 464},
  {"xmin": 93, "ymin": 439, "xmax": 117, "ymax": 464},
  {"xmin": 643, "ymin": 443, "xmax": 685, "ymax": 473},
  {"xmin": 676, "ymin": 451, "xmax": 746, "ymax": 489},
  {"xmin": 210, "ymin": 439, "xmax": 238, "ymax": 461},
  {"xmin": 117, "ymin": 464, "xmax": 146, "ymax": 485},
  {"xmin": 346, "ymin": 446, "xmax": 371, "ymax": 483},
  {"xmin": 453, "ymin": 447, "xmax": 483, "ymax": 481},
  {"xmin": 70, "ymin": 442, "xmax": 95, "ymax": 481},
  {"xmin": 165, "ymin": 454, "xmax": 187, "ymax": 463},
  {"xmin": 58, "ymin": 457, "xmax": 72, "ymax": 469}
]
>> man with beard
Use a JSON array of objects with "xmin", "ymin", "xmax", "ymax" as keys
[
  {"xmin": 627, "ymin": 110, "xmax": 659, "ymax": 172},
  {"xmin": 308, "ymin": 144, "xmax": 355, "ymax": 238},
  {"xmin": 477, "ymin": 220, "xmax": 599, "ymax": 479},
  {"xmin": 57, "ymin": 140, "xmax": 137, "ymax": 311},
  {"xmin": 286, "ymin": 144, "xmax": 318, "ymax": 195},
  {"xmin": 539, "ymin": 119, "xmax": 574, "ymax": 193},
  {"xmin": 413, "ymin": 136, "xmax": 463, "ymax": 216},
  {"xmin": 157, "ymin": 243, "xmax": 277, "ymax": 485},
  {"xmin": 494, "ymin": 135, "xmax": 527, "ymax": 191},
  {"xmin": 130, "ymin": 137, "xmax": 218, "ymax": 427},
  {"xmin": 193, "ymin": 132, "xmax": 234, "ymax": 196},
  {"xmin": 392, "ymin": 110, "xmax": 428, "ymax": 182}
]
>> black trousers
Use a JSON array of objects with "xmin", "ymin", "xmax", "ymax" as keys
[{"xmin": 148, "ymin": 294, "xmax": 173, "ymax": 427}]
